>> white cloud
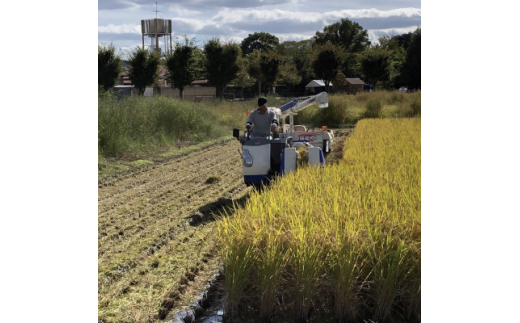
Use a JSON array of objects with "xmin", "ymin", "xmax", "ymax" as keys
[
  {"xmin": 205, "ymin": 7, "xmax": 420, "ymax": 41},
  {"xmin": 98, "ymin": 0, "xmax": 140, "ymax": 10},
  {"xmin": 227, "ymin": 36, "xmax": 247, "ymax": 44},
  {"xmin": 99, "ymin": 4, "xmax": 421, "ymax": 48},
  {"xmin": 325, "ymin": 7, "xmax": 421, "ymax": 19},
  {"xmin": 98, "ymin": 24, "xmax": 141, "ymax": 34},
  {"xmin": 212, "ymin": 7, "xmax": 420, "ymax": 25},
  {"xmin": 276, "ymin": 33, "xmax": 314, "ymax": 42},
  {"xmin": 163, "ymin": 4, "xmax": 203, "ymax": 17},
  {"xmin": 213, "ymin": 8, "xmax": 321, "ymax": 24},
  {"xmin": 170, "ymin": 17, "xmax": 208, "ymax": 31}
]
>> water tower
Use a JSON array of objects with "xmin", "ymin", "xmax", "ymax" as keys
[{"xmin": 141, "ymin": 16, "xmax": 172, "ymax": 54}]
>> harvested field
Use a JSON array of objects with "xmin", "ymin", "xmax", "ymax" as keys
[{"xmin": 98, "ymin": 129, "xmax": 352, "ymax": 322}]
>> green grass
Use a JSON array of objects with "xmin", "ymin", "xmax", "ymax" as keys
[
  {"xmin": 99, "ymin": 90, "xmax": 420, "ymax": 163},
  {"xmin": 293, "ymin": 91, "xmax": 421, "ymax": 126},
  {"xmin": 98, "ymin": 93, "xmax": 250, "ymax": 158},
  {"xmin": 133, "ymin": 159, "xmax": 153, "ymax": 166}
]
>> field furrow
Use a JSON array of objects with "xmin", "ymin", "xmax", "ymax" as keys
[{"xmin": 98, "ymin": 139, "xmax": 252, "ymax": 322}]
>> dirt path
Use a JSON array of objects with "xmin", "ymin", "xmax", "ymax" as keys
[{"xmin": 98, "ymin": 129, "xmax": 353, "ymax": 322}]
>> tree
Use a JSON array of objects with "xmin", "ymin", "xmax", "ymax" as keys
[
  {"xmin": 333, "ymin": 72, "xmax": 347, "ymax": 88},
  {"xmin": 98, "ymin": 44, "xmax": 122, "ymax": 91},
  {"xmin": 259, "ymin": 51, "xmax": 283, "ymax": 94},
  {"xmin": 246, "ymin": 50, "xmax": 263, "ymax": 95},
  {"xmin": 204, "ymin": 38, "xmax": 241, "ymax": 100},
  {"xmin": 399, "ymin": 27, "xmax": 421, "ymax": 89},
  {"xmin": 314, "ymin": 18, "xmax": 370, "ymax": 77},
  {"xmin": 240, "ymin": 32, "xmax": 279, "ymax": 56},
  {"xmin": 312, "ymin": 43, "xmax": 345, "ymax": 92},
  {"xmin": 244, "ymin": 50, "xmax": 284, "ymax": 95},
  {"xmin": 128, "ymin": 47, "xmax": 160, "ymax": 96},
  {"xmin": 165, "ymin": 37, "xmax": 200, "ymax": 99},
  {"xmin": 393, "ymin": 32, "xmax": 413, "ymax": 51},
  {"xmin": 314, "ymin": 18, "xmax": 370, "ymax": 53},
  {"xmin": 377, "ymin": 36, "xmax": 406, "ymax": 87},
  {"xmin": 279, "ymin": 62, "xmax": 301, "ymax": 91},
  {"xmin": 231, "ymin": 55, "xmax": 257, "ymax": 98},
  {"xmin": 278, "ymin": 39, "xmax": 315, "ymax": 87},
  {"xmin": 359, "ymin": 47, "xmax": 392, "ymax": 88}
]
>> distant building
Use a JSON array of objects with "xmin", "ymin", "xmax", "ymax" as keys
[
  {"xmin": 157, "ymin": 65, "xmax": 168, "ymax": 87},
  {"xmin": 118, "ymin": 63, "xmax": 168, "ymax": 87},
  {"xmin": 112, "ymin": 64, "xmax": 216, "ymax": 100},
  {"xmin": 111, "ymin": 85, "xmax": 133, "ymax": 97},
  {"xmin": 191, "ymin": 79, "xmax": 210, "ymax": 87},
  {"xmin": 120, "ymin": 75, "xmax": 132, "ymax": 85},
  {"xmin": 345, "ymin": 78, "xmax": 366, "ymax": 94},
  {"xmin": 110, "ymin": 85, "xmax": 153, "ymax": 98},
  {"xmin": 305, "ymin": 80, "xmax": 332, "ymax": 94}
]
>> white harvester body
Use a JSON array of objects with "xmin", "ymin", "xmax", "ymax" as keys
[{"xmin": 233, "ymin": 92, "xmax": 332, "ymax": 187}]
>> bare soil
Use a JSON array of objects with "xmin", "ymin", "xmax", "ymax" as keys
[{"xmin": 98, "ymin": 128, "xmax": 353, "ymax": 322}]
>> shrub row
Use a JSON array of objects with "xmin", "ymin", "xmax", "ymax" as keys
[
  {"xmin": 294, "ymin": 91, "xmax": 421, "ymax": 126},
  {"xmin": 98, "ymin": 91, "xmax": 421, "ymax": 158},
  {"xmin": 98, "ymin": 95, "xmax": 238, "ymax": 157}
]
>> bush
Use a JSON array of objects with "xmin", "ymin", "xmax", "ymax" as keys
[
  {"xmin": 387, "ymin": 92, "xmax": 406, "ymax": 105},
  {"xmin": 291, "ymin": 94, "xmax": 350, "ymax": 127},
  {"xmin": 353, "ymin": 91, "xmax": 371, "ymax": 103},
  {"xmin": 323, "ymin": 94, "xmax": 349, "ymax": 127},
  {"xmin": 410, "ymin": 99, "xmax": 421, "ymax": 116},
  {"xmin": 364, "ymin": 98, "xmax": 382, "ymax": 118},
  {"xmin": 98, "ymin": 96, "xmax": 230, "ymax": 157}
]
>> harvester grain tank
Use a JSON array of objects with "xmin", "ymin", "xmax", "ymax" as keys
[{"xmin": 233, "ymin": 92, "xmax": 334, "ymax": 187}]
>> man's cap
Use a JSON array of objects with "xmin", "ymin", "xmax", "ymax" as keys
[{"xmin": 258, "ymin": 97, "xmax": 267, "ymax": 107}]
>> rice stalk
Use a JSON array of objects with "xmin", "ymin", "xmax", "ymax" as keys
[
  {"xmin": 217, "ymin": 118, "xmax": 421, "ymax": 322},
  {"xmin": 219, "ymin": 222, "xmax": 256, "ymax": 321},
  {"xmin": 288, "ymin": 227, "xmax": 324, "ymax": 323},
  {"xmin": 325, "ymin": 230, "xmax": 366, "ymax": 323},
  {"xmin": 258, "ymin": 231, "xmax": 290, "ymax": 322}
]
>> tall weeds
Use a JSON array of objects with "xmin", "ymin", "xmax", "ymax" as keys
[
  {"xmin": 364, "ymin": 98, "xmax": 382, "ymax": 118},
  {"xmin": 293, "ymin": 91, "xmax": 421, "ymax": 126},
  {"xmin": 98, "ymin": 94, "xmax": 248, "ymax": 157},
  {"xmin": 99, "ymin": 90, "xmax": 421, "ymax": 158}
]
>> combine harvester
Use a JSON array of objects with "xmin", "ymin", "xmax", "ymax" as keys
[{"xmin": 233, "ymin": 92, "xmax": 334, "ymax": 187}]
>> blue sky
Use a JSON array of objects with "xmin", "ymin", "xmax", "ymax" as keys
[{"xmin": 98, "ymin": 0, "xmax": 421, "ymax": 57}]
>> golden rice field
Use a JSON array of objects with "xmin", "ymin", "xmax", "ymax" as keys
[{"xmin": 218, "ymin": 118, "xmax": 421, "ymax": 323}]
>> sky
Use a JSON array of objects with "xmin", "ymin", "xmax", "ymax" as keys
[{"xmin": 98, "ymin": 0, "xmax": 421, "ymax": 56}]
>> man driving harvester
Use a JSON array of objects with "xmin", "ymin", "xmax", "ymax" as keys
[{"xmin": 245, "ymin": 97, "xmax": 278, "ymax": 137}]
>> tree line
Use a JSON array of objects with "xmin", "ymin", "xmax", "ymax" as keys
[{"xmin": 98, "ymin": 18, "xmax": 421, "ymax": 99}]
